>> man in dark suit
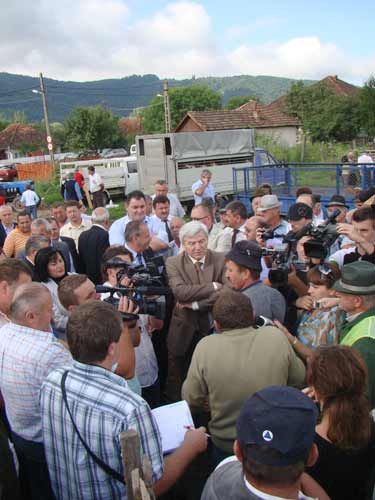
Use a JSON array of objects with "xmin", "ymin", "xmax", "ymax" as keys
[
  {"xmin": 21, "ymin": 235, "xmax": 50, "ymax": 279},
  {"xmin": 0, "ymin": 205, "xmax": 16, "ymax": 250},
  {"xmin": 166, "ymin": 220, "xmax": 227, "ymax": 401},
  {"xmin": 78, "ymin": 207, "xmax": 110, "ymax": 284},
  {"xmin": 47, "ymin": 216, "xmax": 80, "ymax": 272}
]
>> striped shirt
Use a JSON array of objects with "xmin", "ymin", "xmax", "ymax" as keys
[
  {"xmin": 41, "ymin": 361, "xmax": 164, "ymax": 500},
  {"xmin": 0, "ymin": 322, "xmax": 72, "ymax": 441},
  {"xmin": 2, "ymin": 228, "xmax": 30, "ymax": 257}
]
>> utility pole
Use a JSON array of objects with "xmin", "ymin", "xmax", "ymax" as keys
[
  {"xmin": 163, "ymin": 80, "xmax": 171, "ymax": 133},
  {"xmin": 39, "ymin": 72, "xmax": 55, "ymax": 167}
]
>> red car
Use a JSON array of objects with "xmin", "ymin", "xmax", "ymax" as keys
[{"xmin": 0, "ymin": 164, "xmax": 18, "ymax": 182}]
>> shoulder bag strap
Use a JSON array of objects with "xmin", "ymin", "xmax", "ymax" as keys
[{"xmin": 60, "ymin": 370, "xmax": 125, "ymax": 484}]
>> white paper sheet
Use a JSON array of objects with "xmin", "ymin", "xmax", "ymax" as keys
[{"xmin": 152, "ymin": 400, "xmax": 194, "ymax": 454}]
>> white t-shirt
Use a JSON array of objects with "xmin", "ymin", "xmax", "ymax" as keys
[
  {"xmin": 21, "ymin": 190, "xmax": 39, "ymax": 206},
  {"xmin": 89, "ymin": 173, "xmax": 103, "ymax": 193}
]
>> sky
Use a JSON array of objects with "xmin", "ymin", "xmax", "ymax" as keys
[{"xmin": 1, "ymin": 0, "xmax": 375, "ymax": 84}]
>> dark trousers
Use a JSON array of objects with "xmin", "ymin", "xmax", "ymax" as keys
[
  {"xmin": 11, "ymin": 433, "xmax": 55, "ymax": 500},
  {"xmin": 92, "ymin": 191, "xmax": 105, "ymax": 208},
  {"xmin": 141, "ymin": 378, "xmax": 161, "ymax": 409},
  {"xmin": 0, "ymin": 421, "xmax": 20, "ymax": 500},
  {"xmin": 166, "ymin": 333, "xmax": 204, "ymax": 402}
]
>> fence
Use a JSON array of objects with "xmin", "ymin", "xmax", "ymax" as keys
[
  {"xmin": 233, "ymin": 162, "xmax": 375, "ymax": 214},
  {"xmin": 16, "ymin": 162, "xmax": 54, "ymax": 182}
]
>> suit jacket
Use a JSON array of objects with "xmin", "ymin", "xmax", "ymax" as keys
[
  {"xmin": 166, "ymin": 250, "xmax": 227, "ymax": 357},
  {"xmin": 0, "ymin": 223, "xmax": 15, "ymax": 249},
  {"xmin": 60, "ymin": 236, "xmax": 80, "ymax": 272},
  {"xmin": 78, "ymin": 225, "xmax": 109, "ymax": 284}
]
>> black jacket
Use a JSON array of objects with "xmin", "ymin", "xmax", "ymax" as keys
[{"xmin": 78, "ymin": 225, "xmax": 109, "ymax": 284}]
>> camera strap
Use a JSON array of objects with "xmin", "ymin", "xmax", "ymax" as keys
[{"xmin": 60, "ymin": 370, "xmax": 125, "ymax": 484}]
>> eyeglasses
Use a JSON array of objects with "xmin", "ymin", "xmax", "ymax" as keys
[{"xmin": 192, "ymin": 215, "xmax": 209, "ymax": 221}]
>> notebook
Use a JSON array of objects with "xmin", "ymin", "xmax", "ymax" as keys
[{"xmin": 152, "ymin": 400, "xmax": 195, "ymax": 454}]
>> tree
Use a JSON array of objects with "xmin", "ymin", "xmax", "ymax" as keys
[
  {"xmin": 359, "ymin": 76, "xmax": 375, "ymax": 138},
  {"xmin": 141, "ymin": 85, "xmax": 222, "ymax": 133},
  {"xmin": 64, "ymin": 106, "xmax": 124, "ymax": 152},
  {"xmin": 225, "ymin": 95, "xmax": 258, "ymax": 110},
  {"xmin": 285, "ymin": 82, "xmax": 360, "ymax": 142}
]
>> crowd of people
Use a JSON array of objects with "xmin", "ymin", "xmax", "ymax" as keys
[{"xmin": 0, "ymin": 168, "xmax": 375, "ymax": 500}]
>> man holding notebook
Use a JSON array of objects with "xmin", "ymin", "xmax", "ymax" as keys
[{"xmin": 40, "ymin": 301, "xmax": 207, "ymax": 500}]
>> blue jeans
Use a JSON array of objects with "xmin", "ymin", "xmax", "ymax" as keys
[
  {"xmin": 11, "ymin": 432, "xmax": 55, "ymax": 500},
  {"xmin": 25, "ymin": 205, "xmax": 37, "ymax": 219}
]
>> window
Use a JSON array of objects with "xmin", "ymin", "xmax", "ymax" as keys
[
  {"xmin": 139, "ymin": 139, "xmax": 145, "ymax": 156},
  {"xmin": 164, "ymin": 137, "xmax": 172, "ymax": 156},
  {"xmin": 127, "ymin": 161, "xmax": 137, "ymax": 174}
]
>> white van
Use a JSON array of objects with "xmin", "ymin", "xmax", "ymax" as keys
[{"xmin": 60, "ymin": 155, "xmax": 139, "ymax": 201}]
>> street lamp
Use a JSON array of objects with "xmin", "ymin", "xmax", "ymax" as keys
[{"xmin": 32, "ymin": 73, "xmax": 55, "ymax": 167}]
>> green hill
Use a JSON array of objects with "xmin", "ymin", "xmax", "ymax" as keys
[{"xmin": 0, "ymin": 72, "xmax": 314, "ymax": 123}]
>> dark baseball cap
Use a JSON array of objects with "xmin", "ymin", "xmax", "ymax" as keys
[
  {"xmin": 226, "ymin": 241, "xmax": 262, "ymax": 272},
  {"xmin": 236, "ymin": 386, "xmax": 318, "ymax": 466},
  {"xmin": 326, "ymin": 194, "xmax": 349, "ymax": 208},
  {"xmin": 288, "ymin": 203, "xmax": 313, "ymax": 221}
]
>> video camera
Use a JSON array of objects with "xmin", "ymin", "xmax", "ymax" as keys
[
  {"xmin": 261, "ymin": 244, "xmax": 307, "ymax": 286},
  {"xmin": 96, "ymin": 257, "xmax": 170, "ymax": 320},
  {"xmin": 302, "ymin": 209, "xmax": 340, "ymax": 260}
]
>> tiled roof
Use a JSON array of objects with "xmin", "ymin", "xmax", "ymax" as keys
[
  {"xmin": 0, "ymin": 124, "xmax": 45, "ymax": 149},
  {"xmin": 175, "ymin": 105, "xmax": 300, "ymax": 132},
  {"xmin": 319, "ymin": 75, "xmax": 359, "ymax": 97}
]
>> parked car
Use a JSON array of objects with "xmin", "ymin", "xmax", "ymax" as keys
[
  {"xmin": 0, "ymin": 164, "xmax": 18, "ymax": 182},
  {"xmin": 102, "ymin": 148, "xmax": 128, "ymax": 159}
]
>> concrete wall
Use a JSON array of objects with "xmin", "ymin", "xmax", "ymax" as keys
[{"xmin": 256, "ymin": 126, "xmax": 298, "ymax": 147}]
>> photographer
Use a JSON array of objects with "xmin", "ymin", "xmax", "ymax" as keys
[
  {"xmin": 58, "ymin": 274, "xmax": 137, "ymax": 381},
  {"xmin": 330, "ymin": 206, "xmax": 375, "ymax": 268},
  {"xmin": 100, "ymin": 246, "xmax": 163, "ymax": 408},
  {"xmin": 275, "ymin": 264, "xmax": 345, "ymax": 363}
]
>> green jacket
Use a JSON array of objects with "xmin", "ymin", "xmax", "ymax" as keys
[
  {"xmin": 181, "ymin": 325, "xmax": 306, "ymax": 453},
  {"xmin": 340, "ymin": 308, "xmax": 375, "ymax": 408}
]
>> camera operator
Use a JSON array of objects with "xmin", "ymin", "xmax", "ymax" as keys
[
  {"xmin": 325, "ymin": 195, "xmax": 349, "ymax": 255},
  {"xmin": 286, "ymin": 202, "xmax": 313, "ymax": 257},
  {"xmin": 57, "ymin": 274, "xmax": 137, "ymax": 382},
  {"xmin": 256, "ymin": 194, "xmax": 290, "ymax": 242},
  {"xmin": 225, "ymin": 241, "xmax": 286, "ymax": 322},
  {"xmin": 100, "ymin": 246, "xmax": 163, "ymax": 408},
  {"xmin": 330, "ymin": 206, "xmax": 375, "ymax": 268}
]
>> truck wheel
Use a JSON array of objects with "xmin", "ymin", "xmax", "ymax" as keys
[
  {"xmin": 12, "ymin": 196, "xmax": 24, "ymax": 212},
  {"xmin": 103, "ymin": 191, "xmax": 110, "ymax": 205}
]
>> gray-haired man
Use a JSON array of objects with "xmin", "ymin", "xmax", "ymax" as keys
[{"xmin": 166, "ymin": 221, "xmax": 227, "ymax": 400}]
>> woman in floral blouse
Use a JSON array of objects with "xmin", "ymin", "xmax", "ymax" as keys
[{"xmin": 275, "ymin": 263, "xmax": 346, "ymax": 363}]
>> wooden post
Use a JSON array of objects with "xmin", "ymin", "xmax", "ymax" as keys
[
  {"xmin": 120, "ymin": 430, "xmax": 142, "ymax": 500},
  {"xmin": 82, "ymin": 183, "xmax": 93, "ymax": 209}
]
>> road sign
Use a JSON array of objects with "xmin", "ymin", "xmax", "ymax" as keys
[
  {"xmin": 47, "ymin": 135, "xmax": 52, "ymax": 143},
  {"xmin": 47, "ymin": 143, "xmax": 53, "ymax": 151}
]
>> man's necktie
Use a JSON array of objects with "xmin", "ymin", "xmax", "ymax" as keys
[
  {"xmin": 136, "ymin": 253, "xmax": 143, "ymax": 266},
  {"xmin": 231, "ymin": 228, "xmax": 239, "ymax": 248},
  {"xmin": 164, "ymin": 220, "xmax": 173, "ymax": 242},
  {"xmin": 194, "ymin": 261, "xmax": 204, "ymax": 284}
]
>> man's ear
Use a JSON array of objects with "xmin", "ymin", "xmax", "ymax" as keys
[
  {"xmin": 234, "ymin": 440, "xmax": 244, "ymax": 463},
  {"xmin": 214, "ymin": 320, "xmax": 221, "ymax": 332},
  {"xmin": 306, "ymin": 443, "xmax": 318, "ymax": 468},
  {"xmin": 68, "ymin": 304, "xmax": 76, "ymax": 313}
]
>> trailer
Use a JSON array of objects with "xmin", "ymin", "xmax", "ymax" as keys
[{"xmin": 136, "ymin": 129, "xmax": 282, "ymax": 208}]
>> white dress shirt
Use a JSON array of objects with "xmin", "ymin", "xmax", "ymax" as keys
[
  {"xmin": 151, "ymin": 193, "xmax": 185, "ymax": 218},
  {"xmin": 109, "ymin": 215, "xmax": 160, "ymax": 246}
]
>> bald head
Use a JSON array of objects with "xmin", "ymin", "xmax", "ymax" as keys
[
  {"xmin": 91, "ymin": 207, "xmax": 110, "ymax": 227},
  {"xmin": 10, "ymin": 283, "xmax": 53, "ymax": 332},
  {"xmin": 245, "ymin": 216, "xmax": 268, "ymax": 241}
]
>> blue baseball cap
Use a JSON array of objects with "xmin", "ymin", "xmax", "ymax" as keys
[{"xmin": 236, "ymin": 386, "xmax": 318, "ymax": 466}]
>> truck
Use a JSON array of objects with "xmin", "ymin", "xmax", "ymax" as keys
[
  {"xmin": 136, "ymin": 129, "xmax": 281, "ymax": 209},
  {"xmin": 59, "ymin": 130, "xmax": 280, "ymax": 207}
]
